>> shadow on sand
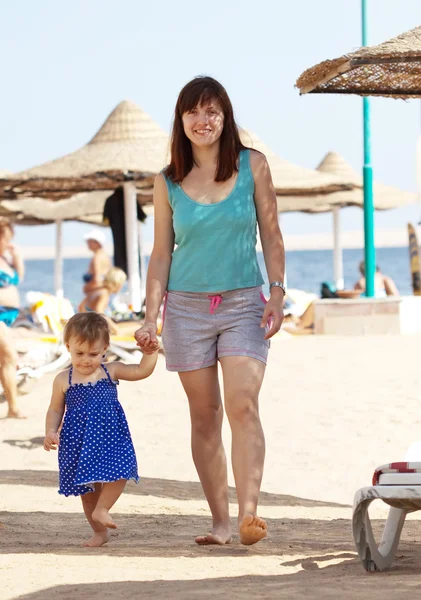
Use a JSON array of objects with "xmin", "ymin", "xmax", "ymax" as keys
[{"xmin": 0, "ymin": 469, "xmax": 347, "ymax": 507}]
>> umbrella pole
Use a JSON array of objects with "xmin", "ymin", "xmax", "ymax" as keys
[
  {"xmin": 123, "ymin": 181, "xmax": 141, "ymax": 313},
  {"xmin": 332, "ymin": 207, "xmax": 344, "ymax": 290},
  {"xmin": 361, "ymin": 0, "xmax": 376, "ymax": 297},
  {"xmin": 54, "ymin": 219, "xmax": 63, "ymax": 298}
]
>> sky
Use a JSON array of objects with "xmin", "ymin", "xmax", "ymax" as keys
[{"xmin": 1, "ymin": 0, "xmax": 421, "ymax": 251}]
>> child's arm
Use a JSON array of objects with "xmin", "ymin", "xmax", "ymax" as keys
[
  {"xmin": 44, "ymin": 372, "xmax": 66, "ymax": 451},
  {"xmin": 107, "ymin": 350, "xmax": 159, "ymax": 382}
]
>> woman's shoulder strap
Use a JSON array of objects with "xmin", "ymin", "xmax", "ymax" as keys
[
  {"xmin": 159, "ymin": 169, "xmax": 176, "ymax": 209},
  {"xmin": 239, "ymin": 148, "xmax": 253, "ymax": 180}
]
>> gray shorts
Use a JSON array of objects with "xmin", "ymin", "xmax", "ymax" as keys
[{"xmin": 161, "ymin": 286, "xmax": 270, "ymax": 372}]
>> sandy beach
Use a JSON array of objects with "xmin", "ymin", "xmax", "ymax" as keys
[{"xmin": 2, "ymin": 333, "xmax": 421, "ymax": 599}]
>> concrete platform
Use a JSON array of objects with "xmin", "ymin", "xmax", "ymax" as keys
[{"xmin": 314, "ymin": 296, "xmax": 421, "ymax": 335}]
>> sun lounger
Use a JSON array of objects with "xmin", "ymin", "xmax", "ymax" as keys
[
  {"xmin": 16, "ymin": 344, "xmax": 71, "ymax": 382},
  {"xmin": 26, "ymin": 292, "xmax": 143, "ymax": 363},
  {"xmin": 352, "ymin": 444, "xmax": 421, "ymax": 572}
]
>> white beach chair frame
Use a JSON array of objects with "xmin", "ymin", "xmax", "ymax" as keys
[{"xmin": 352, "ymin": 450, "xmax": 421, "ymax": 572}]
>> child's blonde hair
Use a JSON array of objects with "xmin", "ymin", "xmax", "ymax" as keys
[
  {"xmin": 64, "ymin": 312, "xmax": 110, "ymax": 347},
  {"xmin": 103, "ymin": 267, "xmax": 127, "ymax": 291}
]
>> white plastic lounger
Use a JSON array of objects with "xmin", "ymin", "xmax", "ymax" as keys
[
  {"xmin": 16, "ymin": 346, "xmax": 71, "ymax": 381},
  {"xmin": 352, "ymin": 445, "xmax": 421, "ymax": 572}
]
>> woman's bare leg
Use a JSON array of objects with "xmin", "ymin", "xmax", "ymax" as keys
[
  {"xmin": 220, "ymin": 355, "xmax": 267, "ymax": 545},
  {"xmin": 0, "ymin": 323, "xmax": 23, "ymax": 418},
  {"xmin": 179, "ymin": 364, "xmax": 231, "ymax": 545}
]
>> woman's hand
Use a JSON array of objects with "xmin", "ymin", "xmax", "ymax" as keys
[
  {"xmin": 260, "ymin": 296, "xmax": 284, "ymax": 340},
  {"xmin": 134, "ymin": 321, "xmax": 160, "ymax": 355}
]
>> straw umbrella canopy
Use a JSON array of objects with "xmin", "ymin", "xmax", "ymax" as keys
[
  {"xmin": 272, "ymin": 152, "xmax": 416, "ymax": 213},
  {"xmin": 0, "ymin": 190, "xmax": 154, "ymax": 225},
  {"xmin": 296, "ymin": 25, "xmax": 421, "ymax": 98},
  {"xmin": 239, "ymin": 130, "xmax": 353, "ymax": 195},
  {"xmin": 0, "ymin": 100, "xmax": 169, "ymax": 305},
  {"xmin": 0, "ymin": 100, "xmax": 169, "ymax": 199},
  {"xmin": 314, "ymin": 151, "xmax": 417, "ymax": 288},
  {"xmin": 316, "ymin": 152, "xmax": 417, "ymax": 209},
  {"xmin": 0, "ymin": 134, "xmax": 354, "ymax": 222}
]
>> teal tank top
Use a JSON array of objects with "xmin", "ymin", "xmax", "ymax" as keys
[{"xmin": 163, "ymin": 149, "xmax": 264, "ymax": 293}]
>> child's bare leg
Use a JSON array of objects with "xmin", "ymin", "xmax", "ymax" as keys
[
  {"xmin": 92, "ymin": 479, "xmax": 126, "ymax": 529},
  {"xmin": 81, "ymin": 484, "xmax": 110, "ymax": 547}
]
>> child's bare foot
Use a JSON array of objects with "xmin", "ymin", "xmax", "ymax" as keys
[
  {"xmin": 195, "ymin": 524, "xmax": 232, "ymax": 545},
  {"xmin": 6, "ymin": 410, "xmax": 27, "ymax": 419},
  {"xmin": 239, "ymin": 514, "xmax": 267, "ymax": 545},
  {"xmin": 92, "ymin": 508, "xmax": 117, "ymax": 529},
  {"xmin": 83, "ymin": 530, "xmax": 110, "ymax": 547}
]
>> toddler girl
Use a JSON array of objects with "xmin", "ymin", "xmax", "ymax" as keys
[{"xmin": 44, "ymin": 311, "xmax": 158, "ymax": 547}]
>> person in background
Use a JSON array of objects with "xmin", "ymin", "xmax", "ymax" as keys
[
  {"xmin": 354, "ymin": 261, "xmax": 399, "ymax": 297},
  {"xmin": 78, "ymin": 267, "xmax": 127, "ymax": 334},
  {"xmin": 103, "ymin": 185, "xmax": 147, "ymax": 275},
  {"xmin": 0, "ymin": 218, "xmax": 25, "ymax": 418},
  {"xmin": 82, "ymin": 229, "xmax": 112, "ymax": 296}
]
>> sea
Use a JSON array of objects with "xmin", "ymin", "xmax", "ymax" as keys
[{"xmin": 20, "ymin": 246, "xmax": 412, "ymax": 307}]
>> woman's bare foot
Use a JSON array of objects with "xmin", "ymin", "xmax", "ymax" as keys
[
  {"xmin": 195, "ymin": 523, "xmax": 232, "ymax": 545},
  {"xmin": 83, "ymin": 530, "xmax": 110, "ymax": 547},
  {"xmin": 6, "ymin": 409, "xmax": 27, "ymax": 419},
  {"xmin": 239, "ymin": 514, "xmax": 267, "ymax": 545},
  {"xmin": 92, "ymin": 508, "xmax": 117, "ymax": 529}
]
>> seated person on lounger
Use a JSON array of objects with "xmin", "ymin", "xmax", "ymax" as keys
[
  {"xmin": 78, "ymin": 267, "xmax": 127, "ymax": 334},
  {"xmin": 354, "ymin": 261, "xmax": 399, "ymax": 297},
  {"xmin": 284, "ymin": 263, "xmax": 400, "ymax": 336}
]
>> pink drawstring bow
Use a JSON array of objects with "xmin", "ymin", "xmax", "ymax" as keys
[{"xmin": 208, "ymin": 294, "xmax": 223, "ymax": 314}]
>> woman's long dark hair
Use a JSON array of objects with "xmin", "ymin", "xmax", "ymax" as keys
[{"xmin": 165, "ymin": 76, "xmax": 247, "ymax": 183}]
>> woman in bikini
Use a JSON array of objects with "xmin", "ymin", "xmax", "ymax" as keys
[{"xmin": 0, "ymin": 218, "xmax": 25, "ymax": 418}]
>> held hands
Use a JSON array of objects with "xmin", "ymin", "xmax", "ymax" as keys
[
  {"xmin": 44, "ymin": 431, "xmax": 59, "ymax": 451},
  {"xmin": 260, "ymin": 295, "xmax": 284, "ymax": 340},
  {"xmin": 134, "ymin": 321, "xmax": 160, "ymax": 355}
]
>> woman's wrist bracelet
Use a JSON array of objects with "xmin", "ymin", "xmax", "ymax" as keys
[{"xmin": 269, "ymin": 281, "xmax": 286, "ymax": 295}]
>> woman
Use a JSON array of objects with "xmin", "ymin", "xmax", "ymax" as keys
[
  {"xmin": 78, "ymin": 267, "xmax": 127, "ymax": 334},
  {"xmin": 0, "ymin": 218, "xmax": 25, "ymax": 418},
  {"xmin": 135, "ymin": 76, "xmax": 285, "ymax": 546},
  {"xmin": 82, "ymin": 229, "xmax": 112, "ymax": 296},
  {"xmin": 354, "ymin": 261, "xmax": 399, "ymax": 297}
]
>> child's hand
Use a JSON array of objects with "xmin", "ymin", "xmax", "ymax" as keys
[
  {"xmin": 44, "ymin": 432, "xmax": 59, "ymax": 451},
  {"xmin": 142, "ymin": 341, "xmax": 160, "ymax": 355},
  {"xmin": 135, "ymin": 322, "xmax": 159, "ymax": 353}
]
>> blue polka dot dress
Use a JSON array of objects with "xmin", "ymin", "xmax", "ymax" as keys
[{"xmin": 58, "ymin": 364, "xmax": 139, "ymax": 497}]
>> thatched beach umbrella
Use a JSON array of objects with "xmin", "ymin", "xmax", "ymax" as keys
[
  {"xmin": 0, "ymin": 190, "xmax": 154, "ymax": 225},
  {"xmin": 240, "ymin": 130, "xmax": 353, "ymax": 195},
  {"xmin": 296, "ymin": 22, "xmax": 421, "ymax": 295},
  {"xmin": 0, "ymin": 100, "xmax": 168, "ymax": 198},
  {"xmin": 316, "ymin": 152, "xmax": 416, "ymax": 287},
  {"xmin": 296, "ymin": 25, "xmax": 421, "ymax": 98},
  {"xmin": 0, "ymin": 101, "xmax": 169, "ymax": 305},
  {"xmin": 317, "ymin": 152, "xmax": 416, "ymax": 209}
]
